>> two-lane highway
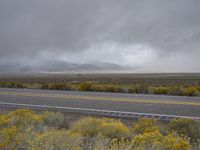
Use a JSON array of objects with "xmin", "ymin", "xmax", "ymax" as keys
[{"xmin": 0, "ymin": 88, "xmax": 200, "ymax": 119}]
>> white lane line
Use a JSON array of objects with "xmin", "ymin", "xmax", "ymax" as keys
[{"xmin": 0, "ymin": 102, "xmax": 199, "ymax": 120}]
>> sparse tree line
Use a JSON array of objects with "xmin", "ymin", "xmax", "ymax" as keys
[
  {"xmin": 0, "ymin": 109, "xmax": 200, "ymax": 150},
  {"xmin": 0, "ymin": 81, "xmax": 200, "ymax": 96}
]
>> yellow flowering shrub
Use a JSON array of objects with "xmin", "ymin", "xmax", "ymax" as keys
[
  {"xmin": 71, "ymin": 117, "xmax": 130, "ymax": 139},
  {"xmin": 0, "ymin": 126, "xmax": 18, "ymax": 149},
  {"xmin": 78, "ymin": 82, "xmax": 92, "ymax": 91},
  {"xmin": 133, "ymin": 118, "xmax": 160, "ymax": 134},
  {"xmin": 184, "ymin": 87, "xmax": 200, "ymax": 96},
  {"xmin": 31, "ymin": 129, "xmax": 81, "ymax": 150},
  {"xmin": 132, "ymin": 131, "xmax": 163, "ymax": 149},
  {"xmin": 71, "ymin": 117, "xmax": 102, "ymax": 137},
  {"xmin": 132, "ymin": 131, "xmax": 189, "ymax": 150},
  {"xmin": 0, "ymin": 109, "xmax": 196, "ymax": 150},
  {"xmin": 8, "ymin": 109, "xmax": 44, "ymax": 130},
  {"xmin": 0, "ymin": 114, "xmax": 11, "ymax": 128},
  {"xmin": 0, "ymin": 109, "xmax": 45, "ymax": 149},
  {"xmin": 100, "ymin": 121, "xmax": 130, "ymax": 139},
  {"xmin": 163, "ymin": 132, "xmax": 189, "ymax": 150}
]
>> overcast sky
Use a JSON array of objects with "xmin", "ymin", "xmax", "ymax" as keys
[{"xmin": 0, "ymin": 0, "xmax": 200, "ymax": 72}]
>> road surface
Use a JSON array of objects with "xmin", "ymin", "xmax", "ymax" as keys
[{"xmin": 0, "ymin": 88, "xmax": 200, "ymax": 119}]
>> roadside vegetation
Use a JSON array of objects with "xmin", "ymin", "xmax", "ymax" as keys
[
  {"xmin": 1, "ymin": 81, "xmax": 200, "ymax": 97},
  {"xmin": 0, "ymin": 74, "xmax": 200, "ymax": 96},
  {"xmin": 0, "ymin": 109, "xmax": 200, "ymax": 150}
]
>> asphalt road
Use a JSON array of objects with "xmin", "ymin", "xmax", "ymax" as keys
[{"xmin": 0, "ymin": 88, "xmax": 200, "ymax": 117}]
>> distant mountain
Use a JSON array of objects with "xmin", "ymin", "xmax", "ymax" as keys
[
  {"xmin": 0, "ymin": 62, "xmax": 32, "ymax": 72},
  {"xmin": 0, "ymin": 60, "xmax": 131, "ymax": 73}
]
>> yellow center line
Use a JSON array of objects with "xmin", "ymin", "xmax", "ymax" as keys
[{"xmin": 0, "ymin": 91, "xmax": 200, "ymax": 106}]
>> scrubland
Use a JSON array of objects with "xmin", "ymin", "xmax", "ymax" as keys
[
  {"xmin": 1, "ymin": 73, "xmax": 200, "ymax": 96},
  {"xmin": 0, "ymin": 109, "xmax": 200, "ymax": 150}
]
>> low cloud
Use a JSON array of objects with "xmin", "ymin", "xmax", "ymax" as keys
[{"xmin": 0, "ymin": 0, "xmax": 200, "ymax": 72}]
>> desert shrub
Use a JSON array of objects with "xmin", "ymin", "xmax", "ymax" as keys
[
  {"xmin": 8, "ymin": 109, "xmax": 44, "ymax": 131},
  {"xmin": 132, "ymin": 131, "xmax": 189, "ymax": 150},
  {"xmin": 78, "ymin": 82, "xmax": 92, "ymax": 91},
  {"xmin": 132, "ymin": 130, "xmax": 163, "ymax": 149},
  {"xmin": 0, "ymin": 126, "xmax": 46, "ymax": 150},
  {"xmin": 81, "ymin": 134, "xmax": 131, "ymax": 150},
  {"xmin": 0, "ymin": 110, "xmax": 44, "ymax": 149},
  {"xmin": 184, "ymin": 87, "xmax": 200, "ymax": 96},
  {"xmin": 148, "ymin": 87, "xmax": 168, "ymax": 95},
  {"xmin": 0, "ymin": 126, "xmax": 18, "ymax": 149},
  {"xmin": 51, "ymin": 83, "xmax": 72, "ymax": 90},
  {"xmin": 109, "ymin": 138, "xmax": 131, "ymax": 150},
  {"xmin": 0, "ymin": 114, "xmax": 11, "ymax": 128},
  {"xmin": 85, "ymin": 136, "xmax": 108, "ymax": 150},
  {"xmin": 90, "ymin": 84, "xmax": 104, "ymax": 92},
  {"xmin": 128, "ymin": 84, "xmax": 149, "ymax": 94},
  {"xmin": 195, "ymin": 86, "xmax": 200, "ymax": 92},
  {"xmin": 31, "ymin": 129, "xmax": 81, "ymax": 150},
  {"xmin": 100, "ymin": 120, "xmax": 130, "ymax": 139},
  {"xmin": 14, "ymin": 128, "xmax": 38, "ymax": 150},
  {"xmin": 162, "ymin": 132, "xmax": 189, "ymax": 150},
  {"xmin": 190, "ymin": 139, "xmax": 200, "ymax": 150},
  {"xmin": 133, "ymin": 118, "xmax": 160, "ymax": 134},
  {"xmin": 71, "ymin": 117, "xmax": 130, "ymax": 139},
  {"xmin": 102, "ymin": 84, "xmax": 125, "ymax": 93},
  {"xmin": 77, "ymin": 83, "xmax": 125, "ymax": 93},
  {"xmin": 168, "ymin": 118, "xmax": 200, "ymax": 142},
  {"xmin": 41, "ymin": 83, "xmax": 51, "ymax": 89},
  {"xmin": 0, "ymin": 82, "xmax": 26, "ymax": 88},
  {"xmin": 0, "ymin": 109, "xmax": 198, "ymax": 150},
  {"xmin": 167, "ymin": 86, "xmax": 186, "ymax": 96},
  {"xmin": 71, "ymin": 117, "xmax": 102, "ymax": 137},
  {"xmin": 128, "ymin": 86, "xmax": 138, "ymax": 93},
  {"xmin": 137, "ymin": 84, "xmax": 149, "ymax": 94},
  {"xmin": 41, "ymin": 83, "xmax": 72, "ymax": 90},
  {"xmin": 42, "ymin": 111, "xmax": 65, "ymax": 128}
]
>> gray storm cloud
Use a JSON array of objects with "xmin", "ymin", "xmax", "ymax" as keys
[{"xmin": 0, "ymin": 0, "xmax": 200, "ymax": 72}]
